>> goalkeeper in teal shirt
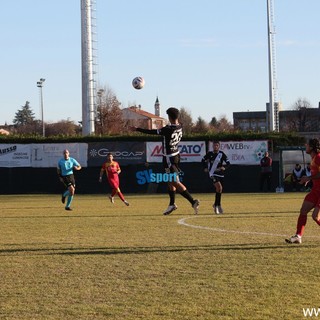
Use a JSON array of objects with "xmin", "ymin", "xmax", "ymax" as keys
[{"xmin": 57, "ymin": 149, "xmax": 82, "ymax": 211}]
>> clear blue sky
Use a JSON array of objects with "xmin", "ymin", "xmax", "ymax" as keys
[{"xmin": 1, "ymin": 0, "xmax": 319, "ymax": 125}]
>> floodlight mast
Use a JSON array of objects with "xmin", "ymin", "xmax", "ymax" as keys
[
  {"xmin": 267, "ymin": 0, "xmax": 279, "ymax": 132},
  {"xmin": 37, "ymin": 78, "xmax": 45, "ymax": 137},
  {"xmin": 81, "ymin": 0, "xmax": 97, "ymax": 136}
]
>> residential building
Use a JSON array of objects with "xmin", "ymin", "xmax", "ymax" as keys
[{"xmin": 122, "ymin": 106, "xmax": 166, "ymax": 130}]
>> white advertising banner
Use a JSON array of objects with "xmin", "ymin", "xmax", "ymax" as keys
[
  {"xmin": 209, "ymin": 140, "xmax": 268, "ymax": 165},
  {"xmin": 31, "ymin": 143, "xmax": 88, "ymax": 168},
  {"xmin": 0, "ymin": 144, "xmax": 31, "ymax": 167},
  {"xmin": 146, "ymin": 141, "xmax": 206, "ymax": 163}
]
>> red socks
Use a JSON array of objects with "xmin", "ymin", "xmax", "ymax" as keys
[{"xmin": 296, "ymin": 214, "xmax": 307, "ymax": 236}]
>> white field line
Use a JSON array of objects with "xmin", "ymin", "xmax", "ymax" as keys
[{"xmin": 178, "ymin": 216, "xmax": 320, "ymax": 239}]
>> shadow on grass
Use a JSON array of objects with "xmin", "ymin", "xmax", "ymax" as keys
[
  {"xmin": 0, "ymin": 242, "xmax": 317, "ymax": 256},
  {"xmin": 0, "ymin": 210, "xmax": 299, "ymax": 220}
]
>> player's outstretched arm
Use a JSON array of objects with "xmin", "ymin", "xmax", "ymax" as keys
[{"xmin": 130, "ymin": 126, "xmax": 158, "ymax": 135}]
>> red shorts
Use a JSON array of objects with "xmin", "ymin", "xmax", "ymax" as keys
[
  {"xmin": 108, "ymin": 176, "xmax": 119, "ymax": 189},
  {"xmin": 304, "ymin": 188, "xmax": 320, "ymax": 208}
]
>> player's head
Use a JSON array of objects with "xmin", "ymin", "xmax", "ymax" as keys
[
  {"xmin": 107, "ymin": 153, "xmax": 113, "ymax": 161},
  {"xmin": 166, "ymin": 107, "xmax": 180, "ymax": 122},
  {"xmin": 63, "ymin": 149, "xmax": 70, "ymax": 159},
  {"xmin": 213, "ymin": 140, "xmax": 220, "ymax": 151},
  {"xmin": 306, "ymin": 138, "xmax": 320, "ymax": 154}
]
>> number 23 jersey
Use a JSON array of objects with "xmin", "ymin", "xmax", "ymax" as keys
[{"xmin": 158, "ymin": 124, "xmax": 182, "ymax": 156}]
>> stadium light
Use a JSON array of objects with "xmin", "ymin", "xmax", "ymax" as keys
[{"xmin": 37, "ymin": 78, "xmax": 46, "ymax": 137}]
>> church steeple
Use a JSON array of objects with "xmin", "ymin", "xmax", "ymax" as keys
[{"xmin": 154, "ymin": 96, "xmax": 160, "ymax": 116}]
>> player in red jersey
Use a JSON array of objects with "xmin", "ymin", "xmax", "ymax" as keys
[
  {"xmin": 99, "ymin": 153, "xmax": 129, "ymax": 206},
  {"xmin": 286, "ymin": 138, "xmax": 320, "ymax": 244}
]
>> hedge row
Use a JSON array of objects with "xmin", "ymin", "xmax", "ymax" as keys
[{"xmin": 0, "ymin": 131, "xmax": 305, "ymax": 150}]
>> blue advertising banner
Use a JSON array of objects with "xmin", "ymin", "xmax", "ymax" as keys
[{"xmin": 87, "ymin": 142, "xmax": 146, "ymax": 166}]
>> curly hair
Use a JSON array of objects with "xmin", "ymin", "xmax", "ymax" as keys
[{"xmin": 308, "ymin": 138, "xmax": 320, "ymax": 153}]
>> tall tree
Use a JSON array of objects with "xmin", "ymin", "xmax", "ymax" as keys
[
  {"xmin": 292, "ymin": 97, "xmax": 312, "ymax": 110},
  {"xmin": 179, "ymin": 107, "xmax": 193, "ymax": 134},
  {"xmin": 95, "ymin": 87, "xmax": 125, "ymax": 134},
  {"xmin": 46, "ymin": 120, "xmax": 81, "ymax": 136},
  {"xmin": 192, "ymin": 117, "xmax": 209, "ymax": 133},
  {"xmin": 216, "ymin": 115, "xmax": 234, "ymax": 131},
  {"xmin": 293, "ymin": 98, "xmax": 312, "ymax": 131},
  {"xmin": 13, "ymin": 101, "xmax": 36, "ymax": 126},
  {"xmin": 209, "ymin": 117, "xmax": 218, "ymax": 128}
]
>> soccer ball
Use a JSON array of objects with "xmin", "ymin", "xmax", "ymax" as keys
[{"xmin": 132, "ymin": 76, "xmax": 145, "ymax": 90}]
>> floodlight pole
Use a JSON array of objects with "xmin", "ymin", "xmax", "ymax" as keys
[{"xmin": 37, "ymin": 78, "xmax": 46, "ymax": 137}]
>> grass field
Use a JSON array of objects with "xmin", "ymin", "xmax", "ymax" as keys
[{"xmin": 1, "ymin": 192, "xmax": 320, "ymax": 320}]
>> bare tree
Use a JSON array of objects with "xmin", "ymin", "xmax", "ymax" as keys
[
  {"xmin": 46, "ymin": 120, "xmax": 81, "ymax": 136},
  {"xmin": 208, "ymin": 115, "xmax": 233, "ymax": 132},
  {"xmin": 216, "ymin": 115, "xmax": 234, "ymax": 132},
  {"xmin": 95, "ymin": 87, "xmax": 125, "ymax": 135},
  {"xmin": 291, "ymin": 98, "xmax": 314, "ymax": 132},
  {"xmin": 192, "ymin": 117, "xmax": 209, "ymax": 133},
  {"xmin": 179, "ymin": 107, "xmax": 193, "ymax": 134},
  {"xmin": 292, "ymin": 97, "xmax": 312, "ymax": 110}
]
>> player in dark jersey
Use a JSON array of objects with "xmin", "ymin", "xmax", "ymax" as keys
[
  {"xmin": 201, "ymin": 141, "xmax": 230, "ymax": 214},
  {"xmin": 132, "ymin": 107, "xmax": 199, "ymax": 215}
]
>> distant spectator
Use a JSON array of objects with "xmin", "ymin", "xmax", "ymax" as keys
[
  {"xmin": 260, "ymin": 151, "xmax": 272, "ymax": 191},
  {"xmin": 302, "ymin": 163, "xmax": 313, "ymax": 191},
  {"xmin": 291, "ymin": 164, "xmax": 304, "ymax": 191}
]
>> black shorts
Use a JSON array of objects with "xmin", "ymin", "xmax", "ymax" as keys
[
  {"xmin": 62, "ymin": 174, "xmax": 76, "ymax": 187},
  {"xmin": 211, "ymin": 175, "xmax": 224, "ymax": 184},
  {"xmin": 163, "ymin": 154, "xmax": 181, "ymax": 174}
]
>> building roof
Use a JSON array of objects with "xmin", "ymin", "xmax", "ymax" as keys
[
  {"xmin": 124, "ymin": 106, "xmax": 165, "ymax": 120},
  {"xmin": 233, "ymin": 111, "xmax": 266, "ymax": 119}
]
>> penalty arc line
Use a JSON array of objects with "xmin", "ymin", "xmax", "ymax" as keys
[{"xmin": 178, "ymin": 216, "xmax": 320, "ymax": 239}]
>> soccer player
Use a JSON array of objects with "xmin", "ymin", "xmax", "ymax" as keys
[
  {"xmin": 286, "ymin": 138, "xmax": 320, "ymax": 244},
  {"xmin": 201, "ymin": 141, "xmax": 230, "ymax": 214},
  {"xmin": 260, "ymin": 151, "xmax": 273, "ymax": 191},
  {"xmin": 99, "ymin": 153, "xmax": 129, "ymax": 206},
  {"xmin": 131, "ymin": 107, "xmax": 199, "ymax": 215},
  {"xmin": 57, "ymin": 149, "xmax": 82, "ymax": 211}
]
